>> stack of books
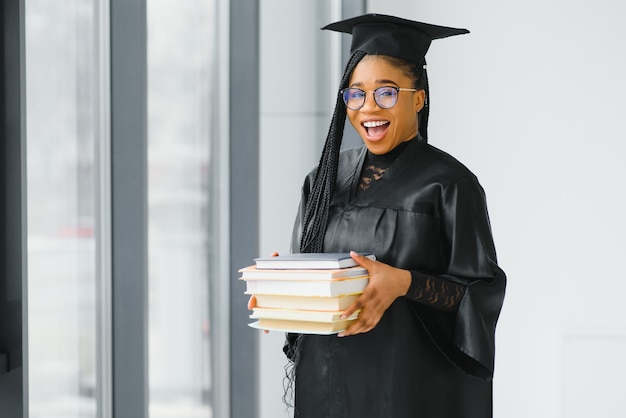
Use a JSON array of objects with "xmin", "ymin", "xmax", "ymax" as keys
[{"xmin": 240, "ymin": 253, "xmax": 374, "ymax": 334}]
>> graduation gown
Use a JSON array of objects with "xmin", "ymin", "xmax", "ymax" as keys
[{"xmin": 286, "ymin": 136, "xmax": 506, "ymax": 417}]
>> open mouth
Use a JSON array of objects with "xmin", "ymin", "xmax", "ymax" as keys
[{"xmin": 362, "ymin": 120, "xmax": 390, "ymax": 139}]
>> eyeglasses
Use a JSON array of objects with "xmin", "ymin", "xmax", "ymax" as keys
[{"xmin": 340, "ymin": 86, "xmax": 418, "ymax": 110}]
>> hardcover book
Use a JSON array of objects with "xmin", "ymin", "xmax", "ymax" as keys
[
  {"xmin": 239, "ymin": 264, "xmax": 368, "ymax": 280},
  {"xmin": 243, "ymin": 276, "xmax": 369, "ymax": 297},
  {"xmin": 249, "ymin": 317, "xmax": 357, "ymax": 334},
  {"xmin": 253, "ymin": 293, "xmax": 359, "ymax": 311},
  {"xmin": 253, "ymin": 252, "xmax": 375, "ymax": 270},
  {"xmin": 250, "ymin": 307, "xmax": 359, "ymax": 322}
]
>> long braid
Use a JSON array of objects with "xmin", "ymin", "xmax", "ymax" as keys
[
  {"xmin": 419, "ymin": 64, "xmax": 430, "ymax": 141},
  {"xmin": 299, "ymin": 50, "xmax": 366, "ymax": 253},
  {"xmin": 283, "ymin": 50, "xmax": 367, "ymax": 413}
]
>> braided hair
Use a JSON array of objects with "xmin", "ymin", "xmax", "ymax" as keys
[
  {"xmin": 298, "ymin": 51, "xmax": 429, "ymax": 254},
  {"xmin": 284, "ymin": 51, "xmax": 367, "ymax": 409},
  {"xmin": 299, "ymin": 50, "xmax": 367, "ymax": 253}
]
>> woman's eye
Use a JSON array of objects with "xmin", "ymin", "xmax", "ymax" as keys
[
  {"xmin": 349, "ymin": 90, "xmax": 365, "ymax": 99},
  {"xmin": 377, "ymin": 88, "xmax": 395, "ymax": 97}
]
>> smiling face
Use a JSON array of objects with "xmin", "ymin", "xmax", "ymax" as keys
[{"xmin": 346, "ymin": 55, "xmax": 426, "ymax": 155}]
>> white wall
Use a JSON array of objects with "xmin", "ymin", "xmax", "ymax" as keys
[
  {"xmin": 365, "ymin": 1, "xmax": 626, "ymax": 417},
  {"xmin": 259, "ymin": 1, "xmax": 626, "ymax": 417}
]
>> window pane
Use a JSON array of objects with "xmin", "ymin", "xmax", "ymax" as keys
[
  {"xmin": 25, "ymin": 0, "xmax": 99, "ymax": 416},
  {"xmin": 147, "ymin": 1, "xmax": 215, "ymax": 416}
]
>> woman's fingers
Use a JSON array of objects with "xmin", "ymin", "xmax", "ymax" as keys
[
  {"xmin": 338, "ymin": 257, "xmax": 411, "ymax": 337},
  {"xmin": 349, "ymin": 250, "xmax": 375, "ymax": 268},
  {"xmin": 338, "ymin": 302, "xmax": 383, "ymax": 337},
  {"xmin": 340, "ymin": 298, "xmax": 363, "ymax": 320},
  {"xmin": 248, "ymin": 295, "xmax": 270, "ymax": 333},
  {"xmin": 247, "ymin": 294, "xmax": 257, "ymax": 310},
  {"xmin": 248, "ymin": 252, "xmax": 277, "ymax": 331}
]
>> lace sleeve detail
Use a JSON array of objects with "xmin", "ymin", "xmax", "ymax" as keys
[{"xmin": 406, "ymin": 270, "xmax": 466, "ymax": 312}]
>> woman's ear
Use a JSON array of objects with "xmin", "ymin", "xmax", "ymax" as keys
[{"xmin": 415, "ymin": 89, "xmax": 426, "ymax": 113}]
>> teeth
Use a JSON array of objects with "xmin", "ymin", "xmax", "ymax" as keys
[{"xmin": 363, "ymin": 121, "xmax": 388, "ymax": 128}]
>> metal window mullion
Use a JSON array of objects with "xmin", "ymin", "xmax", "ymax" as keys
[
  {"xmin": 110, "ymin": 0, "xmax": 148, "ymax": 416},
  {"xmin": 210, "ymin": 0, "xmax": 231, "ymax": 417},
  {"xmin": 229, "ymin": 1, "xmax": 259, "ymax": 417},
  {"xmin": 94, "ymin": 0, "xmax": 112, "ymax": 417}
]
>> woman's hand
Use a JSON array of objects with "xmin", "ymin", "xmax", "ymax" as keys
[
  {"xmin": 248, "ymin": 293, "xmax": 269, "ymax": 334},
  {"xmin": 338, "ymin": 251, "xmax": 411, "ymax": 337},
  {"xmin": 247, "ymin": 294, "xmax": 258, "ymax": 310}
]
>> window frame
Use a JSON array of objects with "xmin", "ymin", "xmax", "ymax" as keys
[{"xmin": 0, "ymin": 0, "xmax": 261, "ymax": 416}]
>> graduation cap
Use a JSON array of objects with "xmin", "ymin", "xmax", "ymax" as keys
[{"xmin": 322, "ymin": 13, "xmax": 469, "ymax": 65}]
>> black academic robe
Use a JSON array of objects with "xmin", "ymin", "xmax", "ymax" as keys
[{"xmin": 286, "ymin": 136, "xmax": 506, "ymax": 418}]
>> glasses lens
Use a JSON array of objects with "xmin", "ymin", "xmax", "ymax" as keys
[
  {"xmin": 342, "ymin": 88, "xmax": 365, "ymax": 110},
  {"xmin": 374, "ymin": 87, "xmax": 398, "ymax": 109}
]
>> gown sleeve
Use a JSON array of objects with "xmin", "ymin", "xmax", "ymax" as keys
[{"xmin": 408, "ymin": 174, "xmax": 506, "ymax": 380}]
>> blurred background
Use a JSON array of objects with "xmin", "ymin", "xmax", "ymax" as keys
[
  {"xmin": 2, "ymin": 0, "xmax": 625, "ymax": 417},
  {"xmin": 23, "ymin": 0, "xmax": 215, "ymax": 416}
]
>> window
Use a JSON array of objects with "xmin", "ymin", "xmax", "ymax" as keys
[
  {"xmin": 147, "ymin": 1, "xmax": 217, "ymax": 416},
  {"xmin": 24, "ymin": 0, "xmax": 228, "ymax": 415},
  {"xmin": 25, "ymin": 0, "xmax": 102, "ymax": 415}
]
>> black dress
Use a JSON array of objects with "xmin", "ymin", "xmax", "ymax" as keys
[{"xmin": 285, "ymin": 136, "xmax": 506, "ymax": 418}]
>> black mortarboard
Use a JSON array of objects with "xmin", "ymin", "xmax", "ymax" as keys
[{"xmin": 322, "ymin": 13, "xmax": 469, "ymax": 64}]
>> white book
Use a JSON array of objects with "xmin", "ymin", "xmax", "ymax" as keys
[
  {"xmin": 250, "ymin": 307, "xmax": 359, "ymax": 322},
  {"xmin": 253, "ymin": 252, "xmax": 375, "ymax": 270},
  {"xmin": 244, "ymin": 276, "xmax": 369, "ymax": 297},
  {"xmin": 252, "ymin": 293, "xmax": 359, "ymax": 311},
  {"xmin": 239, "ymin": 265, "xmax": 368, "ymax": 280},
  {"xmin": 248, "ymin": 318, "xmax": 357, "ymax": 334}
]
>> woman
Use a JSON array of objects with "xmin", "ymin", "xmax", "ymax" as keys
[{"xmin": 282, "ymin": 14, "xmax": 506, "ymax": 417}]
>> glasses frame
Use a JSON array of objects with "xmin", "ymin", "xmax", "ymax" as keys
[{"xmin": 340, "ymin": 86, "xmax": 419, "ymax": 110}]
